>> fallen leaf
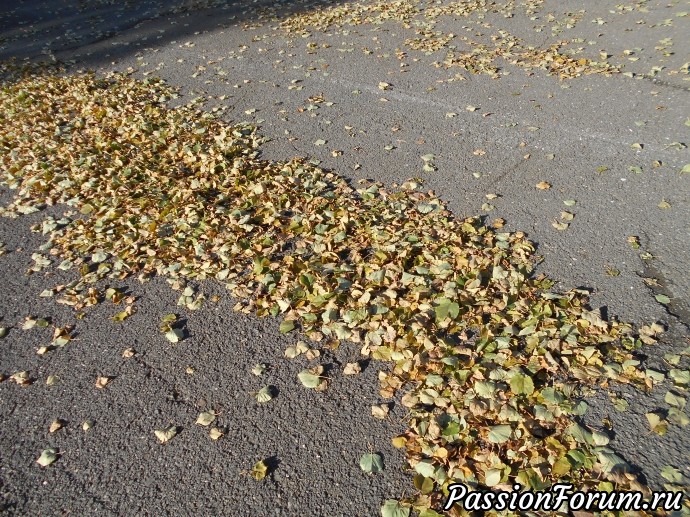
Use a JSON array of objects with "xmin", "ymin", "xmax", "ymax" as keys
[
  {"xmin": 660, "ymin": 465, "xmax": 683, "ymax": 483},
  {"xmin": 209, "ymin": 427, "xmax": 224, "ymax": 440},
  {"xmin": 343, "ymin": 362, "xmax": 362, "ymax": 375},
  {"xmin": 154, "ymin": 425, "xmax": 178, "ymax": 443},
  {"xmin": 256, "ymin": 386, "xmax": 273, "ymax": 403},
  {"xmin": 371, "ymin": 404, "xmax": 390, "ymax": 419},
  {"xmin": 381, "ymin": 499, "xmax": 410, "ymax": 517},
  {"xmin": 36, "ymin": 448, "xmax": 58, "ymax": 467},
  {"xmin": 305, "ymin": 348, "xmax": 321, "ymax": 361},
  {"xmin": 10, "ymin": 371, "xmax": 31, "ymax": 386},
  {"xmin": 509, "ymin": 373, "xmax": 534, "ymax": 396},
  {"xmin": 488, "ymin": 425, "xmax": 512, "ymax": 443},
  {"xmin": 285, "ymin": 341, "xmax": 309, "ymax": 358},
  {"xmin": 360, "ymin": 453, "xmax": 384, "ymax": 474},
  {"xmin": 196, "ymin": 411, "xmax": 216, "ymax": 426},
  {"xmin": 95, "ymin": 376, "xmax": 111, "ymax": 389},
  {"xmin": 165, "ymin": 329, "xmax": 184, "ymax": 343},
  {"xmin": 250, "ymin": 459, "xmax": 268, "ymax": 480},
  {"xmin": 646, "ymin": 412, "xmax": 668, "ymax": 435},
  {"xmin": 279, "ymin": 320, "xmax": 295, "ymax": 333},
  {"xmin": 298, "ymin": 369, "xmax": 322, "ymax": 388}
]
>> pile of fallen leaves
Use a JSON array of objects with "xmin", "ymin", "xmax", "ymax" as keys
[
  {"xmin": 1, "ymin": 65, "xmax": 686, "ymax": 516},
  {"xmin": 278, "ymin": 0, "xmax": 619, "ymax": 80}
]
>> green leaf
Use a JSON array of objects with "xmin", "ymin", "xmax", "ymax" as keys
[
  {"xmin": 256, "ymin": 386, "xmax": 273, "ymax": 403},
  {"xmin": 414, "ymin": 459, "xmax": 436, "ymax": 478},
  {"xmin": 567, "ymin": 423, "xmax": 593, "ymax": 445},
  {"xmin": 509, "ymin": 373, "xmax": 535, "ymax": 396},
  {"xmin": 660, "ymin": 465, "xmax": 683, "ymax": 483},
  {"xmin": 655, "ymin": 294, "xmax": 671, "ymax": 305},
  {"xmin": 196, "ymin": 411, "xmax": 216, "ymax": 426},
  {"xmin": 165, "ymin": 329, "xmax": 183, "ymax": 343},
  {"xmin": 664, "ymin": 391, "xmax": 686, "ymax": 409},
  {"xmin": 435, "ymin": 298, "xmax": 459, "ymax": 321},
  {"xmin": 414, "ymin": 474, "xmax": 435, "ymax": 494},
  {"xmin": 250, "ymin": 459, "xmax": 268, "ymax": 480},
  {"xmin": 668, "ymin": 408, "xmax": 690, "ymax": 426},
  {"xmin": 416, "ymin": 203, "xmax": 434, "ymax": 214},
  {"xmin": 36, "ymin": 448, "xmax": 58, "ymax": 467},
  {"xmin": 298, "ymin": 370, "xmax": 321, "ymax": 388},
  {"xmin": 596, "ymin": 449, "xmax": 629, "ymax": 474},
  {"xmin": 669, "ymin": 369, "xmax": 690, "ymax": 386},
  {"xmin": 646, "ymin": 369, "xmax": 666, "ymax": 382},
  {"xmin": 592, "ymin": 430, "xmax": 610, "ymax": 446},
  {"xmin": 285, "ymin": 341, "xmax": 309, "ymax": 358},
  {"xmin": 488, "ymin": 425, "xmax": 512, "ymax": 444},
  {"xmin": 646, "ymin": 412, "xmax": 668, "ymax": 435},
  {"xmin": 474, "ymin": 381, "xmax": 496, "ymax": 398},
  {"xmin": 360, "ymin": 453, "xmax": 384, "ymax": 474},
  {"xmin": 91, "ymin": 250, "xmax": 108, "ymax": 263},
  {"xmin": 425, "ymin": 374, "xmax": 444, "ymax": 386},
  {"xmin": 111, "ymin": 310, "xmax": 131, "ymax": 322},
  {"xmin": 485, "ymin": 468, "xmax": 502, "ymax": 487},
  {"xmin": 279, "ymin": 320, "xmax": 295, "ymax": 333},
  {"xmin": 380, "ymin": 500, "xmax": 410, "ymax": 517}
]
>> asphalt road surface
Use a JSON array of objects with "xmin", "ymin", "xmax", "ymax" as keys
[{"xmin": 1, "ymin": 0, "xmax": 688, "ymax": 515}]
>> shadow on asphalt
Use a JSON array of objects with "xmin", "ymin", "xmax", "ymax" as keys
[{"xmin": 0, "ymin": 0, "xmax": 344, "ymax": 67}]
